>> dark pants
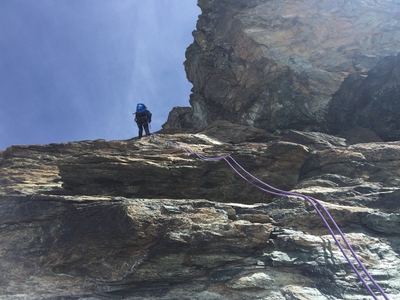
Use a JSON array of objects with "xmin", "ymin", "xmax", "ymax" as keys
[{"xmin": 138, "ymin": 122, "xmax": 150, "ymax": 138}]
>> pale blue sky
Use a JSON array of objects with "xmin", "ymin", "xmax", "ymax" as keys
[{"xmin": 0, "ymin": 0, "xmax": 200, "ymax": 150}]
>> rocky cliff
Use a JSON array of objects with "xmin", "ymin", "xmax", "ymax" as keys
[
  {"xmin": 3, "ymin": 0, "xmax": 400, "ymax": 299},
  {"xmin": 1, "ymin": 122, "xmax": 400, "ymax": 299},
  {"xmin": 164, "ymin": 0, "xmax": 400, "ymax": 138}
]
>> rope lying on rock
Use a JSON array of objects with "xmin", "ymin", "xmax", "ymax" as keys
[{"xmin": 167, "ymin": 140, "xmax": 390, "ymax": 300}]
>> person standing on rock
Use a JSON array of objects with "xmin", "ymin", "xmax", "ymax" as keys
[{"xmin": 134, "ymin": 103, "xmax": 152, "ymax": 138}]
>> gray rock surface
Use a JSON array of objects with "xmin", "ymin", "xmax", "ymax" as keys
[
  {"xmin": 324, "ymin": 53, "xmax": 400, "ymax": 141},
  {"xmin": 163, "ymin": 0, "xmax": 400, "ymax": 135},
  {"xmin": 1, "ymin": 122, "xmax": 400, "ymax": 299}
]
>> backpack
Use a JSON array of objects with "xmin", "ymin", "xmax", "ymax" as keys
[
  {"xmin": 136, "ymin": 103, "xmax": 147, "ymax": 113},
  {"xmin": 135, "ymin": 103, "xmax": 152, "ymax": 124}
]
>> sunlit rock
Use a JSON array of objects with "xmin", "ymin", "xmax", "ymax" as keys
[
  {"xmin": 1, "ymin": 122, "xmax": 400, "ymax": 299},
  {"xmin": 165, "ymin": 0, "xmax": 400, "ymax": 135}
]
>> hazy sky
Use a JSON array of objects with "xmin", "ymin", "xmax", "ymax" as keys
[{"xmin": 0, "ymin": 0, "xmax": 200, "ymax": 150}]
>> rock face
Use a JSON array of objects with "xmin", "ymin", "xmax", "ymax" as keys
[
  {"xmin": 163, "ymin": 0, "xmax": 400, "ymax": 134},
  {"xmin": 3, "ymin": 0, "xmax": 400, "ymax": 298},
  {"xmin": 324, "ymin": 53, "xmax": 400, "ymax": 141},
  {"xmin": 1, "ymin": 122, "xmax": 400, "ymax": 299}
]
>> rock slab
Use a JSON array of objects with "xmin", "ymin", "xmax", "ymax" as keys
[{"xmin": 1, "ymin": 123, "xmax": 400, "ymax": 299}]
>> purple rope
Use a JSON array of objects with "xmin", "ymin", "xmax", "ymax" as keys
[
  {"xmin": 168, "ymin": 140, "xmax": 389, "ymax": 300},
  {"xmin": 227, "ymin": 156, "xmax": 388, "ymax": 299},
  {"xmin": 224, "ymin": 157, "xmax": 381, "ymax": 299}
]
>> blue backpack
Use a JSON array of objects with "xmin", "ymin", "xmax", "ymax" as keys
[{"xmin": 136, "ymin": 103, "xmax": 147, "ymax": 113}]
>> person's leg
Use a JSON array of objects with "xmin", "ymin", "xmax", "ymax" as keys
[
  {"xmin": 144, "ymin": 123, "xmax": 150, "ymax": 135},
  {"xmin": 138, "ymin": 123, "xmax": 144, "ymax": 138}
]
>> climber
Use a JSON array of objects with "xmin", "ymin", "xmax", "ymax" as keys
[{"xmin": 134, "ymin": 103, "xmax": 152, "ymax": 138}]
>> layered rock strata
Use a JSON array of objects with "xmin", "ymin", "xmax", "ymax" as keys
[{"xmin": 1, "ymin": 122, "xmax": 400, "ymax": 299}]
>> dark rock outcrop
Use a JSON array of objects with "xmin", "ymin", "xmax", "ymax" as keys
[
  {"xmin": 1, "ymin": 122, "xmax": 400, "ymax": 299},
  {"xmin": 324, "ymin": 53, "xmax": 400, "ymax": 141},
  {"xmin": 164, "ymin": 0, "xmax": 400, "ymax": 135}
]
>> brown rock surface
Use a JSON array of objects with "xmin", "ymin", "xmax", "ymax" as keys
[
  {"xmin": 0, "ymin": 128, "xmax": 305, "ymax": 204},
  {"xmin": 164, "ymin": 0, "xmax": 400, "ymax": 134},
  {"xmin": 1, "ymin": 122, "xmax": 400, "ymax": 299}
]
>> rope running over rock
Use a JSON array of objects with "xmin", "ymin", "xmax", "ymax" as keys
[{"xmin": 167, "ymin": 139, "xmax": 390, "ymax": 300}]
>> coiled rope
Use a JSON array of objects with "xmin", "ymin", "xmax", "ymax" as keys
[{"xmin": 167, "ymin": 139, "xmax": 390, "ymax": 300}]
